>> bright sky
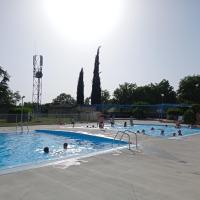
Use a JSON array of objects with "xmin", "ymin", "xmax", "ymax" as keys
[{"xmin": 0, "ymin": 0, "xmax": 200, "ymax": 103}]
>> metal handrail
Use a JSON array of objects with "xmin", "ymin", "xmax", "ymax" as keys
[
  {"xmin": 124, "ymin": 130, "xmax": 138, "ymax": 149},
  {"xmin": 25, "ymin": 122, "xmax": 29, "ymax": 132},
  {"xmin": 113, "ymin": 130, "xmax": 124, "ymax": 141},
  {"xmin": 16, "ymin": 122, "xmax": 29, "ymax": 133},
  {"xmin": 119, "ymin": 132, "xmax": 131, "ymax": 150},
  {"xmin": 113, "ymin": 130, "xmax": 131, "ymax": 150}
]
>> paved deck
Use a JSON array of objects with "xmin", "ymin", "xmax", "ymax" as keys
[{"xmin": 0, "ymin": 123, "xmax": 200, "ymax": 200}]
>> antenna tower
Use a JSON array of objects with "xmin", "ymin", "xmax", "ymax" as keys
[{"xmin": 32, "ymin": 55, "xmax": 43, "ymax": 112}]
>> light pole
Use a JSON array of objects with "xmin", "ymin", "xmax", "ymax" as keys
[
  {"xmin": 21, "ymin": 96, "xmax": 25, "ymax": 132},
  {"xmin": 161, "ymin": 93, "xmax": 164, "ymax": 120}
]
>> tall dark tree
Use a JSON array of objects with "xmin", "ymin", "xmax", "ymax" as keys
[
  {"xmin": 91, "ymin": 46, "xmax": 101, "ymax": 105},
  {"xmin": 0, "ymin": 66, "xmax": 12, "ymax": 105},
  {"xmin": 177, "ymin": 75, "xmax": 200, "ymax": 104},
  {"xmin": 76, "ymin": 68, "xmax": 84, "ymax": 105}
]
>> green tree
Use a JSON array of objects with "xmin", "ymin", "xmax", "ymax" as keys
[
  {"xmin": 85, "ymin": 97, "xmax": 91, "ymax": 105},
  {"xmin": 52, "ymin": 93, "xmax": 76, "ymax": 105},
  {"xmin": 134, "ymin": 84, "xmax": 156, "ymax": 104},
  {"xmin": 134, "ymin": 80, "xmax": 176, "ymax": 104},
  {"xmin": 177, "ymin": 75, "xmax": 200, "ymax": 104},
  {"xmin": 113, "ymin": 79, "xmax": 176, "ymax": 105},
  {"xmin": 11, "ymin": 91, "xmax": 21, "ymax": 105},
  {"xmin": 156, "ymin": 79, "xmax": 177, "ymax": 103},
  {"xmin": 0, "ymin": 66, "xmax": 23, "ymax": 108},
  {"xmin": 91, "ymin": 46, "xmax": 101, "ymax": 105},
  {"xmin": 113, "ymin": 82, "xmax": 137, "ymax": 104},
  {"xmin": 76, "ymin": 68, "xmax": 84, "ymax": 105},
  {"xmin": 0, "ymin": 66, "xmax": 21, "ymax": 110},
  {"xmin": 101, "ymin": 89, "xmax": 110, "ymax": 104},
  {"xmin": 0, "ymin": 66, "xmax": 13, "ymax": 105}
]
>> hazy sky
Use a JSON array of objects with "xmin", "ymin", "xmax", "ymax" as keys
[{"xmin": 0, "ymin": 0, "xmax": 200, "ymax": 103}]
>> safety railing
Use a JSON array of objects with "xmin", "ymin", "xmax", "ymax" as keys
[
  {"xmin": 113, "ymin": 130, "xmax": 131, "ymax": 150},
  {"xmin": 16, "ymin": 122, "xmax": 29, "ymax": 133},
  {"xmin": 124, "ymin": 130, "xmax": 138, "ymax": 149}
]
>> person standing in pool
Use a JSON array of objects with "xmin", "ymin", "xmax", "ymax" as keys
[
  {"xmin": 71, "ymin": 118, "xmax": 75, "ymax": 128},
  {"xmin": 63, "ymin": 143, "xmax": 68, "ymax": 149},
  {"xmin": 160, "ymin": 129, "xmax": 165, "ymax": 136},
  {"xmin": 99, "ymin": 114, "xmax": 104, "ymax": 129},
  {"xmin": 178, "ymin": 130, "xmax": 182, "ymax": 136},
  {"xmin": 110, "ymin": 115, "xmax": 115, "ymax": 127},
  {"xmin": 130, "ymin": 116, "xmax": 134, "ymax": 126}
]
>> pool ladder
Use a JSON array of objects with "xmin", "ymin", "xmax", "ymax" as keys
[
  {"xmin": 16, "ymin": 122, "xmax": 29, "ymax": 133},
  {"xmin": 113, "ymin": 130, "xmax": 138, "ymax": 150}
]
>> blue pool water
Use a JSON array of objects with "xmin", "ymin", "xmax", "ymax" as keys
[
  {"xmin": 0, "ymin": 130, "xmax": 127, "ymax": 170},
  {"xmin": 110, "ymin": 124, "xmax": 200, "ymax": 137}
]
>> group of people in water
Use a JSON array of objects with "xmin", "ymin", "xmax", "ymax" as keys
[
  {"xmin": 43, "ymin": 142, "xmax": 68, "ymax": 154},
  {"xmin": 107, "ymin": 115, "xmax": 185, "ymax": 137},
  {"xmin": 123, "ymin": 121, "xmax": 183, "ymax": 137},
  {"xmin": 172, "ymin": 130, "xmax": 183, "ymax": 137},
  {"xmin": 150, "ymin": 125, "xmax": 183, "ymax": 137}
]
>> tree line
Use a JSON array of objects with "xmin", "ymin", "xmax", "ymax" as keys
[
  {"xmin": 1, "ymin": 46, "xmax": 200, "ymax": 113},
  {"xmin": 0, "ymin": 66, "xmax": 21, "ymax": 112},
  {"xmin": 52, "ymin": 75, "xmax": 200, "ymax": 106},
  {"xmin": 62, "ymin": 47, "xmax": 200, "ymax": 106}
]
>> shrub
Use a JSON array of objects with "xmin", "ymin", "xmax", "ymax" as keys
[
  {"xmin": 183, "ymin": 109, "xmax": 196, "ymax": 124},
  {"xmin": 9, "ymin": 107, "xmax": 32, "ymax": 114},
  {"xmin": 132, "ymin": 107, "xmax": 145, "ymax": 119},
  {"xmin": 192, "ymin": 104, "xmax": 200, "ymax": 125},
  {"xmin": 192, "ymin": 104, "xmax": 200, "ymax": 114},
  {"xmin": 7, "ymin": 107, "xmax": 32, "ymax": 123},
  {"xmin": 167, "ymin": 108, "xmax": 183, "ymax": 120}
]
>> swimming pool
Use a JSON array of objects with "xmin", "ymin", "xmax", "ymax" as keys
[
  {"xmin": 0, "ymin": 130, "xmax": 127, "ymax": 171},
  {"xmin": 109, "ymin": 124, "xmax": 200, "ymax": 137}
]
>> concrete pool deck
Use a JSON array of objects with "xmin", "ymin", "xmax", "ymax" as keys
[{"xmin": 0, "ymin": 122, "xmax": 200, "ymax": 200}]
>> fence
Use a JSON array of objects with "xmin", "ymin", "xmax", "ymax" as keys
[
  {"xmin": 0, "ymin": 103, "xmax": 192, "ymax": 127},
  {"xmin": 0, "ymin": 113, "xmax": 99, "ymax": 127}
]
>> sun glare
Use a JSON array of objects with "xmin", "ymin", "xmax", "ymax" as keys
[{"xmin": 43, "ymin": 0, "xmax": 123, "ymax": 42}]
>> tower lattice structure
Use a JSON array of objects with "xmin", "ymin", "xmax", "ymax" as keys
[{"xmin": 32, "ymin": 55, "xmax": 43, "ymax": 112}]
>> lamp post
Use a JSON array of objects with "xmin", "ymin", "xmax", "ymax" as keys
[
  {"xmin": 20, "ymin": 96, "xmax": 25, "ymax": 132},
  {"xmin": 161, "ymin": 93, "xmax": 164, "ymax": 120}
]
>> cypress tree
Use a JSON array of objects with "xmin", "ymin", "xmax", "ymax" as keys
[
  {"xmin": 91, "ymin": 46, "xmax": 101, "ymax": 105},
  {"xmin": 76, "ymin": 68, "xmax": 84, "ymax": 105}
]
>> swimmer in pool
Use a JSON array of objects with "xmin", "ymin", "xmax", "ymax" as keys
[{"xmin": 43, "ymin": 147, "xmax": 49, "ymax": 153}]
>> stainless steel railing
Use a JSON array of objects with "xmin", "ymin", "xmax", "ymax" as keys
[
  {"xmin": 113, "ymin": 130, "xmax": 131, "ymax": 150},
  {"xmin": 124, "ymin": 130, "xmax": 138, "ymax": 149}
]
